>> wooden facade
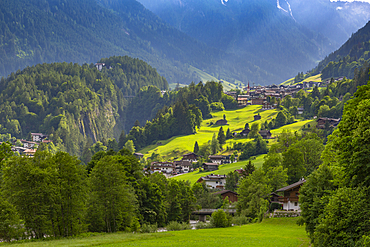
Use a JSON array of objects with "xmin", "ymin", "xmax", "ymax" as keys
[{"xmin": 214, "ymin": 190, "xmax": 238, "ymax": 203}]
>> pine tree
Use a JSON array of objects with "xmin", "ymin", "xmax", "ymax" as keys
[
  {"xmin": 226, "ymin": 128, "xmax": 232, "ymax": 139},
  {"xmin": 134, "ymin": 120, "xmax": 140, "ymax": 127},
  {"xmin": 118, "ymin": 130, "xmax": 125, "ymax": 149},
  {"xmin": 217, "ymin": 127, "xmax": 226, "ymax": 147},
  {"xmin": 194, "ymin": 141, "xmax": 199, "ymax": 154}
]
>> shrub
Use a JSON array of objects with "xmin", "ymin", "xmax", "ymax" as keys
[
  {"xmin": 210, "ymin": 102, "xmax": 225, "ymax": 111},
  {"xmin": 210, "ymin": 209, "xmax": 232, "ymax": 228},
  {"xmin": 195, "ymin": 221, "xmax": 213, "ymax": 229},
  {"xmin": 166, "ymin": 221, "xmax": 192, "ymax": 231},
  {"xmin": 232, "ymin": 216, "xmax": 252, "ymax": 226},
  {"xmin": 141, "ymin": 223, "xmax": 158, "ymax": 233}
]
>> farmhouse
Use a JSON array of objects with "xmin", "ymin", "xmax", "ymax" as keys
[
  {"xmin": 259, "ymin": 130, "xmax": 272, "ymax": 139},
  {"xmin": 251, "ymin": 98, "xmax": 265, "ymax": 105},
  {"xmin": 240, "ymin": 128, "xmax": 250, "ymax": 136},
  {"xmin": 209, "ymin": 155, "xmax": 224, "ymax": 164},
  {"xmin": 31, "ymin": 133, "xmax": 48, "ymax": 142},
  {"xmin": 134, "ymin": 152, "xmax": 144, "ymax": 159},
  {"xmin": 276, "ymin": 179, "xmax": 306, "ymax": 211},
  {"xmin": 182, "ymin": 152, "xmax": 198, "ymax": 163},
  {"xmin": 316, "ymin": 117, "xmax": 341, "ymax": 129},
  {"xmin": 197, "ymin": 174, "xmax": 227, "ymax": 190},
  {"xmin": 20, "ymin": 139, "xmax": 37, "ymax": 148},
  {"xmin": 174, "ymin": 160, "xmax": 193, "ymax": 173},
  {"xmin": 151, "ymin": 162, "xmax": 175, "ymax": 174},
  {"xmin": 215, "ymin": 119, "xmax": 228, "ymax": 125},
  {"xmin": 202, "ymin": 163, "xmax": 219, "ymax": 172},
  {"xmin": 213, "ymin": 190, "xmax": 238, "ymax": 203},
  {"xmin": 254, "ymin": 114, "xmax": 261, "ymax": 121}
]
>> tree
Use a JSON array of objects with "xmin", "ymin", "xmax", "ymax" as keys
[
  {"xmin": 210, "ymin": 209, "xmax": 231, "ymax": 228},
  {"xmin": 87, "ymin": 155, "xmax": 137, "ymax": 232},
  {"xmin": 124, "ymin": 140, "xmax": 136, "ymax": 154},
  {"xmin": 217, "ymin": 127, "xmax": 226, "ymax": 147},
  {"xmin": 226, "ymin": 128, "xmax": 233, "ymax": 139},
  {"xmin": 193, "ymin": 141, "xmax": 199, "ymax": 154},
  {"xmin": 244, "ymin": 123, "xmax": 249, "ymax": 130},
  {"xmin": 0, "ymin": 195, "xmax": 24, "ymax": 242},
  {"xmin": 248, "ymin": 123, "xmax": 260, "ymax": 139},
  {"xmin": 134, "ymin": 120, "xmax": 140, "ymax": 127},
  {"xmin": 118, "ymin": 130, "xmax": 126, "ymax": 149},
  {"xmin": 282, "ymin": 146, "xmax": 305, "ymax": 184},
  {"xmin": 275, "ymin": 112, "xmax": 287, "ymax": 128},
  {"xmin": 223, "ymin": 114, "xmax": 226, "ymax": 120},
  {"xmin": 225, "ymin": 171, "xmax": 239, "ymax": 191},
  {"xmin": 210, "ymin": 133, "xmax": 220, "ymax": 154}
]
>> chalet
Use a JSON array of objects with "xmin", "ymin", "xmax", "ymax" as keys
[
  {"xmin": 197, "ymin": 174, "xmax": 227, "ymax": 190},
  {"xmin": 316, "ymin": 117, "xmax": 341, "ymax": 129},
  {"xmin": 215, "ymin": 119, "xmax": 228, "ymax": 125},
  {"xmin": 276, "ymin": 179, "xmax": 306, "ymax": 211},
  {"xmin": 31, "ymin": 133, "xmax": 48, "ymax": 142},
  {"xmin": 269, "ymin": 192, "xmax": 282, "ymax": 204},
  {"xmin": 237, "ymin": 97, "xmax": 249, "ymax": 106},
  {"xmin": 213, "ymin": 190, "xmax": 238, "ymax": 203},
  {"xmin": 251, "ymin": 98, "xmax": 265, "ymax": 105},
  {"xmin": 240, "ymin": 128, "xmax": 250, "ymax": 137},
  {"xmin": 23, "ymin": 148, "xmax": 36, "ymax": 157},
  {"xmin": 254, "ymin": 114, "xmax": 261, "ymax": 121},
  {"xmin": 11, "ymin": 146, "xmax": 27, "ymax": 155},
  {"xmin": 182, "ymin": 152, "xmax": 198, "ymax": 163},
  {"xmin": 174, "ymin": 160, "xmax": 193, "ymax": 173},
  {"xmin": 151, "ymin": 162, "xmax": 175, "ymax": 174},
  {"xmin": 202, "ymin": 163, "xmax": 219, "ymax": 172},
  {"xmin": 95, "ymin": 63, "xmax": 105, "ymax": 71},
  {"xmin": 208, "ymin": 155, "xmax": 224, "ymax": 164},
  {"xmin": 259, "ymin": 130, "xmax": 272, "ymax": 139},
  {"xmin": 297, "ymin": 107, "xmax": 304, "ymax": 115},
  {"xmin": 134, "ymin": 153, "xmax": 144, "ymax": 159},
  {"xmin": 20, "ymin": 140, "xmax": 37, "ymax": 148}
]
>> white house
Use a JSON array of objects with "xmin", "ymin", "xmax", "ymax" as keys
[
  {"xmin": 276, "ymin": 179, "xmax": 306, "ymax": 211},
  {"xmin": 197, "ymin": 174, "xmax": 227, "ymax": 190},
  {"xmin": 31, "ymin": 133, "xmax": 48, "ymax": 142},
  {"xmin": 151, "ymin": 162, "xmax": 175, "ymax": 174}
]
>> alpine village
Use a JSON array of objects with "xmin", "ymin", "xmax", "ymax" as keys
[{"xmin": 0, "ymin": 0, "xmax": 370, "ymax": 246}]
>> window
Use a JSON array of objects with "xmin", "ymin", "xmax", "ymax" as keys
[{"xmin": 294, "ymin": 202, "xmax": 298, "ymax": 206}]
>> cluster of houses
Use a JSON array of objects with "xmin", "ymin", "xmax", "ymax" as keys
[{"xmin": 0, "ymin": 133, "xmax": 51, "ymax": 157}]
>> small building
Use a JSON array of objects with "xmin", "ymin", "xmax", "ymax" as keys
[
  {"xmin": 23, "ymin": 148, "xmax": 36, "ymax": 157},
  {"xmin": 202, "ymin": 163, "xmax": 219, "ymax": 172},
  {"xmin": 276, "ymin": 179, "xmax": 306, "ymax": 211},
  {"xmin": 31, "ymin": 133, "xmax": 48, "ymax": 142},
  {"xmin": 208, "ymin": 155, "xmax": 224, "ymax": 164},
  {"xmin": 251, "ymin": 98, "xmax": 265, "ymax": 105},
  {"xmin": 151, "ymin": 162, "xmax": 175, "ymax": 174},
  {"xmin": 254, "ymin": 114, "xmax": 262, "ymax": 121},
  {"xmin": 174, "ymin": 160, "xmax": 193, "ymax": 173},
  {"xmin": 215, "ymin": 119, "xmax": 228, "ymax": 125},
  {"xmin": 95, "ymin": 63, "xmax": 105, "ymax": 71},
  {"xmin": 182, "ymin": 152, "xmax": 198, "ymax": 163},
  {"xmin": 316, "ymin": 117, "xmax": 341, "ymax": 129},
  {"xmin": 259, "ymin": 130, "xmax": 272, "ymax": 139},
  {"xmin": 240, "ymin": 128, "xmax": 250, "ymax": 137},
  {"xmin": 297, "ymin": 107, "xmax": 304, "ymax": 115},
  {"xmin": 213, "ymin": 190, "xmax": 238, "ymax": 203},
  {"xmin": 134, "ymin": 153, "xmax": 144, "ymax": 159},
  {"xmin": 197, "ymin": 174, "xmax": 227, "ymax": 190},
  {"xmin": 20, "ymin": 140, "xmax": 37, "ymax": 148}
]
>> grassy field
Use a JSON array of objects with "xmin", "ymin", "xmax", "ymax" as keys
[
  {"xmin": 281, "ymin": 74, "xmax": 322, "ymax": 86},
  {"xmin": 139, "ymin": 105, "xmax": 314, "ymax": 161},
  {"xmin": 3, "ymin": 218, "xmax": 309, "ymax": 247}
]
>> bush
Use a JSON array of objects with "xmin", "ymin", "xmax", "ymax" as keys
[
  {"xmin": 210, "ymin": 102, "xmax": 225, "ymax": 111},
  {"xmin": 232, "ymin": 216, "xmax": 252, "ymax": 226},
  {"xmin": 141, "ymin": 223, "xmax": 158, "ymax": 233},
  {"xmin": 210, "ymin": 209, "xmax": 232, "ymax": 228},
  {"xmin": 195, "ymin": 221, "xmax": 213, "ymax": 229},
  {"xmin": 166, "ymin": 221, "xmax": 192, "ymax": 231}
]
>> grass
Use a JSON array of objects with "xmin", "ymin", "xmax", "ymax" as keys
[
  {"xmin": 281, "ymin": 74, "xmax": 322, "ymax": 86},
  {"xmin": 3, "ymin": 218, "xmax": 309, "ymax": 247}
]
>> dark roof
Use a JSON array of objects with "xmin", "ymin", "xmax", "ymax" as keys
[
  {"xmin": 183, "ymin": 152, "xmax": 197, "ymax": 157},
  {"xmin": 209, "ymin": 155, "xmax": 224, "ymax": 159},
  {"xmin": 213, "ymin": 190, "xmax": 238, "ymax": 196},
  {"xmin": 203, "ymin": 162, "xmax": 220, "ymax": 166},
  {"xmin": 276, "ymin": 179, "xmax": 306, "ymax": 192}
]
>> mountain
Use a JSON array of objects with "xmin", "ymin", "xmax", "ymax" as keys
[
  {"xmin": 137, "ymin": 0, "xmax": 370, "ymax": 82},
  {"xmin": 0, "ymin": 0, "xmax": 279, "ymax": 86},
  {"xmin": 311, "ymin": 20, "xmax": 370, "ymax": 80}
]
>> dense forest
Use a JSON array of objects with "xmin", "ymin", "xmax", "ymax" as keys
[{"xmin": 311, "ymin": 20, "xmax": 370, "ymax": 80}]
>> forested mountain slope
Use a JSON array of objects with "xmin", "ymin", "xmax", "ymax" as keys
[
  {"xmin": 0, "ymin": 62, "xmax": 126, "ymax": 156},
  {"xmin": 312, "ymin": 21, "xmax": 370, "ymax": 80},
  {"xmin": 0, "ymin": 0, "xmax": 276, "ymax": 85}
]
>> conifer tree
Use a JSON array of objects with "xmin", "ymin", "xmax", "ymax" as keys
[
  {"xmin": 217, "ymin": 127, "xmax": 226, "ymax": 147},
  {"xmin": 194, "ymin": 141, "xmax": 199, "ymax": 154},
  {"xmin": 118, "ymin": 130, "xmax": 125, "ymax": 149}
]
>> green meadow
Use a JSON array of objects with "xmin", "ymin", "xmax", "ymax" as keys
[
  {"xmin": 139, "ymin": 105, "xmax": 314, "ymax": 161},
  {"xmin": 3, "ymin": 218, "xmax": 309, "ymax": 247},
  {"xmin": 281, "ymin": 74, "xmax": 322, "ymax": 86}
]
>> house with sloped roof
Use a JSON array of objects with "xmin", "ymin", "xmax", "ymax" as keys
[
  {"xmin": 197, "ymin": 174, "xmax": 227, "ymax": 190},
  {"xmin": 276, "ymin": 179, "xmax": 306, "ymax": 211}
]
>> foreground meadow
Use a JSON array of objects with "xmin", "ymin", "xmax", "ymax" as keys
[{"xmin": 2, "ymin": 218, "xmax": 309, "ymax": 247}]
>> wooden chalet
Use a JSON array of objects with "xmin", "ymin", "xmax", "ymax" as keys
[
  {"xmin": 251, "ymin": 98, "xmax": 265, "ymax": 105},
  {"xmin": 240, "ymin": 128, "xmax": 250, "ymax": 136},
  {"xmin": 134, "ymin": 153, "xmax": 144, "ymax": 159},
  {"xmin": 182, "ymin": 152, "xmax": 198, "ymax": 163},
  {"xmin": 254, "ymin": 114, "xmax": 262, "ymax": 121},
  {"xmin": 202, "ymin": 163, "xmax": 219, "ymax": 172},
  {"xmin": 259, "ymin": 130, "xmax": 272, "ymax": 139},
  {"xmin": 215, "ymin": 119, "xmax": 228, "ymax": 125},
  {"xmin": 213, "ymin": 190, "xmax": 238, "ymax": 203},
  {"xmin": 197, "ymin": 174, "xmax": 227, "ymax": 190},
  {"xmin": 276, "ymin": 179, "xmax": 306, "ymax": 211},
  {"xmin": 316, "ymin": 117, "xmax": 341, "ymax": 129}
]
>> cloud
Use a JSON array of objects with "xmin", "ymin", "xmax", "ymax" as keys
[{"xmin": 330, "ymin": 0, "xmax": 370, "ymax": 3}]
